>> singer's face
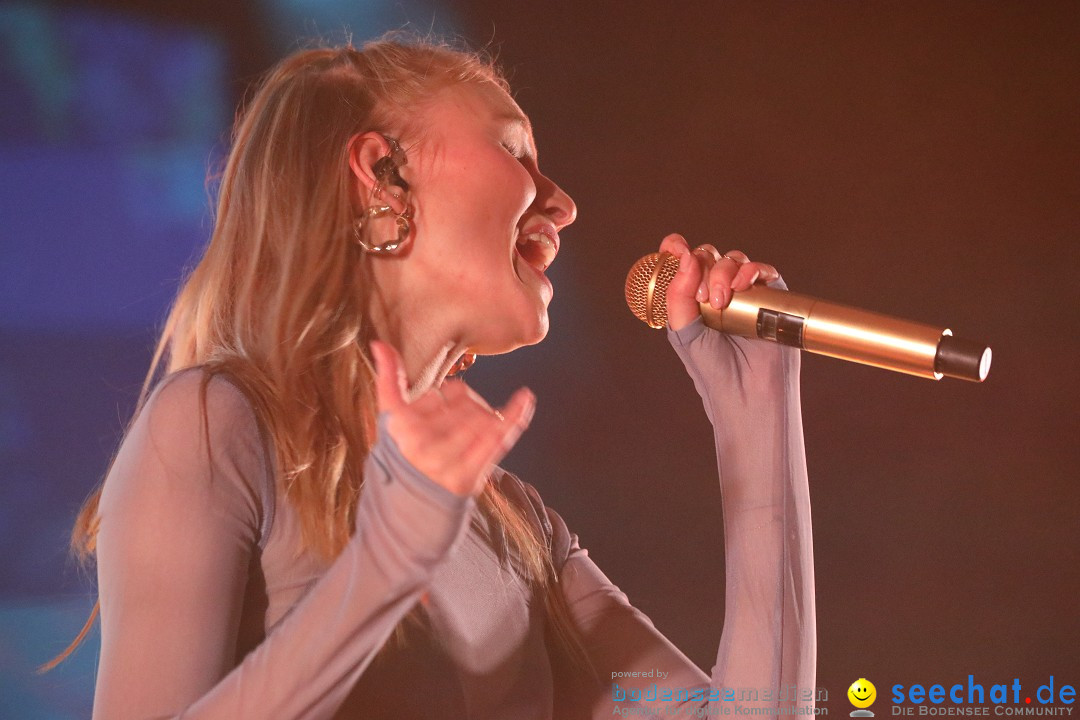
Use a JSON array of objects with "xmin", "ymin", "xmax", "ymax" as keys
[{"xmin": 396, "ymin": 84, "xmax": 577, "ymax": 355}]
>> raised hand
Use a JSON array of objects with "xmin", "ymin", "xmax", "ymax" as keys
[
  {"xmin": 370, "ymin": 340, "xmax": 536, "ymax": 497},
  {"xmin": 658, "ymin": 233, "xmax": 780, "ymax": 331},
  {"xmin": 658, "ymin": 233, "xmax": 815, "ymax": 704}
]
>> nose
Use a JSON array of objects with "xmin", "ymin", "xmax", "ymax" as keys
[{"xmin": 537, "ymin": 173, "xmax": 577, "ymax": 229}]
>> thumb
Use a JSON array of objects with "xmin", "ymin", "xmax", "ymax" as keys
[
  {"xmin": 665, "ymin": 249, "xmax": 705, "ymax": 331},
  {"xmin": 371, "ymin": 340, "xmax": 408, "ymax": 414}
]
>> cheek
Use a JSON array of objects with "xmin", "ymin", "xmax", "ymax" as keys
[
  {"xmin": 470, "ymin": 149, "xmax": 537, "ymax": 214},
  {"xmin": 512, "ymin": 162, "xmax": 539, "ymax": 209},
  {"xmin": 412, "ymin": 151, "xmax": 537, "ymax": 259}
]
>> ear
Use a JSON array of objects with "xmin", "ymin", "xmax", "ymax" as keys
[{"xmin": 347, "ymin": 132, "xmax": 409, "ymax": 215}]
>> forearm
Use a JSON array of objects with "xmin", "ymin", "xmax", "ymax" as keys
[
  {"xmin": 187, "ymin": 438, "xmax": 472, "ymax": 718},
  {"xmin": 668, "ymin": 320, "xmax": 816, "ymax": 712},
  {"xmin": 94, "ymin": 413, "xmax": 474, "ymax": 720}
]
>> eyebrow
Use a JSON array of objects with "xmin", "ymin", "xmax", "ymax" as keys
[{"xmin": 497, "ymin": 110, "xmax": 532, "ymax": 133}]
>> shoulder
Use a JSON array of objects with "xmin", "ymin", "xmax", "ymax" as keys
[
  {"xmin": 139, "ymin": 368, "xmax": 270, "ymax": 480},
  {"xmin": 491, "ymin": 469, "xmax": 576, "ymax": 572},
  {"xmin": 142, "ymin": 367, "xmax": 260, "ymax": 435},
  {"xmin": 492, "ymin": 470, "xmax": 553, "ymax": 541},
  {"xmin": 101, "ymin": 367, "xmax": 275, "ymax": 546}
]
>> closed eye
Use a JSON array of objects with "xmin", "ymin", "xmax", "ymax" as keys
[{"xmin": 501, "ymin": 140, "xmax": 527, "ymax": 159}]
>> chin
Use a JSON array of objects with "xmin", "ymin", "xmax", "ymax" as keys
[
  {"xmin": 472, "ymin": 312, "xmax": 550, "ymax": 355},
  {"xmin": 523, "ymin": 316, "xmax": 550, "ymax": 346}
]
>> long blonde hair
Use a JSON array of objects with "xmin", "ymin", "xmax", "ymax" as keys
[{"xmin": 43, "ymin": 34, "xmax": 590, "ymax": 676}]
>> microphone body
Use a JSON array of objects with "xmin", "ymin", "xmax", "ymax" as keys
[{"xmin": 625, "ymin": 252, "xmax": 991, "ymax": 382}]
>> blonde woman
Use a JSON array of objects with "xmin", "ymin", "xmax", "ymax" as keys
[{"xmin": 51, "ymin": 36, "xmax": 815, "ymax": 719}]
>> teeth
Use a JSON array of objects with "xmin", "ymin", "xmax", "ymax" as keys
[
  {"xmin": 517, "ymin": 232, "xmax": 554, "ymax": 249},
  {"xmin": 515, "ymin": 232, "xmax": 558, "ymax": 269}
]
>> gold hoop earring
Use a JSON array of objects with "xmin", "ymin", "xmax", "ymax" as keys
[
  {"xmin": 355, "ymin": 136, "xmax": 413, "ymax": 255},
  {"xmin": 355, "ymin": 200, "xmax": 412, "ymax": 254}
]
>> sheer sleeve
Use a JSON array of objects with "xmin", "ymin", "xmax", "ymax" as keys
[
  {"xmin": 93, "ymin": 371, "xmax": 475, "ymax": 719},
  {"xmin": 539, "ymin": 279, "xmax": 816, "ymax": 716}
]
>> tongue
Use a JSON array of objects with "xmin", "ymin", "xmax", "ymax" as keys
[{"xmin": 516, "ymin": 238, "xmax": 549, "ymax": 271}]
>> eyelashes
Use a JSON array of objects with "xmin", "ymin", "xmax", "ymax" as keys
[{"xmin": 501, "ymin": 140, "xmax": 526, "ymax": 159}]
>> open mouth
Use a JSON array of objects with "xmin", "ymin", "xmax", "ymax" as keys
[{"xmin": 514, "ymin": 227, "xmax": 559, "ymax": 272}]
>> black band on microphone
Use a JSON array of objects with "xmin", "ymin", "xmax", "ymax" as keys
[
  {"xmin": 756, "ymin": 309, "xmax": 806, "ymax": 348},
  {"xmin": 934, "ymin": 335, "xmax": 992, "ymax": 382}
]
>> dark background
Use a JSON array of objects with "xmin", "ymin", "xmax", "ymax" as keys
[{"xmin": 2, "ymin": 1, "xmax": 1077, "ymax": 716}]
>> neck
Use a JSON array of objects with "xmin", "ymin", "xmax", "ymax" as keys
[
  {"xmin": 368, "ymin": 296, "xmax": 467, "ymax": 399},
  {"xmin": 400, "ymin": 335, "xmax": 464, "ymax": 399}
]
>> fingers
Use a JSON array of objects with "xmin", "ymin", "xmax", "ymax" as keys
[
  {"xmin": 422, "ymin": 384, "xmax": 535, "ymax": 496},
  {"xmin": 496, "ymin": 387, "xmax": 536, "ymax": 452},
  {"xmin": 436, "ymin": 380, "xmax": 534, "ymax": 454},
  {"xmin": 722, "ymin": 249, "xmax": 778, "ymax": 292},
  {"xmin": 708, "ymin": 249, "xmax": 779, "ymax": 303},
  {"xmin": 659, "ymin": 234, "xmax": 706, "ymax": 331},
  {"xmin": 465, "ymin": 387, "xmax": 536, "ymax": 471},
  {"xmin": 705, "ymin": 249, "xmax": 736, "ymax": 309},
  {"xmin": 370, "ymin": 345, "xmax": 537, "ymax": 496},
  {"xmin": 657, "ymin": 236, "xmax": 784, "ymax": 328},
  {"xmin": 658, "ymin": 232, "xmax": 692, "ymax": 258},
  {"xmin": 371, "ymin": 340, "xmax": 408, "ymax": 414}
]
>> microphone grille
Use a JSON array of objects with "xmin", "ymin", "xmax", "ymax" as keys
[{"xmin": 624, "ymin": 252, "xmax": 679, "ymax": 329}]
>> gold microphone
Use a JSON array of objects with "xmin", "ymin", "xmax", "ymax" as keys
[{"xmin": 625, "ymin": 252, "xmax": 992, "ymax": 382}]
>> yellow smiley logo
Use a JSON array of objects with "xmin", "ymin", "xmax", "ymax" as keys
[{"xmin": 848, "ymin": 678, "xmax": 877, "ymax": 709}]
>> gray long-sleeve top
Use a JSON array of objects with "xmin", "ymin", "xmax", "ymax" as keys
[{"xmin": 91, "ymin": 315, "xmax": 815, "ymax": 718}]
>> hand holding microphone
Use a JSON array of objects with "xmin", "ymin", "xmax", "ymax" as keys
[
  {"xmin": 627, "ymin": 234, "xmax": 991, "ymax": 382},
  {"xmin": 657, "ymin": 235, "xmax": 782, "ymax": 330}
]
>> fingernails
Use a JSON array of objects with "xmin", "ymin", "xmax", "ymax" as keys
[
  {"xmin": 696, "ymin": 282, "xmax": 708, "ymax": 302},
  {"xmin": 710, "ymin": 286, "xmax": 730, "ymax": 309},
  {"xmin": 520, "ymin": 389, "xmax": 537, "ymax": 426},
  {"xmin": 678, "ymin": 251, "xmax": 693, "ymax": 272}
]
